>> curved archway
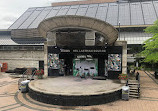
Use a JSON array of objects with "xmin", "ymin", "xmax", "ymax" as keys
[{"xmin": 38, "ymin": 15, "xmax": 118, "ymax": 45}]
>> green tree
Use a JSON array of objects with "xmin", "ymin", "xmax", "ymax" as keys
[{"xmin": 141, "ymin": 20, "xmax": 158, "ymax": 63}]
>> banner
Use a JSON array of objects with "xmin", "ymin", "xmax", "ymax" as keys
[{"xmin": 73, "ymin": 59, "xmax": 98, "ymax": 77}]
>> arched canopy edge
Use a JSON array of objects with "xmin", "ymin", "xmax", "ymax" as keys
[{"xmin": 38, "ymin": 15, "xmax": 118, "ymax": 45}]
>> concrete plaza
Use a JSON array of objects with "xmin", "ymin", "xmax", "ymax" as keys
[{"xmin": 0, "ymin": 70, "xmax": 158, "ymax": 111}]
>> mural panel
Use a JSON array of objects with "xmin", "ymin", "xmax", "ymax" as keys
[
  {"xmin": 48, "ymin": 54, "xmax": 60, "ymax": 69},
  {"xmin": 108, "ymin": 54, "xmax": 121, "ymax": 71},
  {"xmin": 73, "ymin": 59, "xmax": 98, "ymax": 77}
]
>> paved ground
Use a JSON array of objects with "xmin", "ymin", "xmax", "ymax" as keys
[{"xmin": 0, "ymin": 70, "xmax": 158, "ymax": 111}]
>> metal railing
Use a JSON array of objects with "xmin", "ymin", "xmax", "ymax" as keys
[{"xmin": 18, "ymin": 68, "xmax": 36, "ymax": 90}]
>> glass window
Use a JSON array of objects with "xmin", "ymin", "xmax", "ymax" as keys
[
  {"xmin": 29, "ymin": 7, "xmax": 52, "ymax": 28},
  {"xmin": 13, "ymin": 46, "xmax": 20, "ymax": 50},
  {"xmin": 76, "ymin": 5, "xmax": 89, "ymax": 16},
  {"xmin": 119, "ymin": 3, "xmax": 130, "ymax": 26},
  {"xmin": 96, "ymin": 3, "xmax": 108, "ymax": 21},
  {"xmin": 130, "ymin": 2, "xmax": 144, "ymax": 25},
  {"xmin": 9, "ymin": 8, "xmax": 36, "ymax": 29},
  {"xmin": 19, "ymin": 8, "xmax": 44, "ymax": 29},
  {"xmin": 106, "ymin": 3, "xmax": 118, "ymax": 26},
  {"xmin": 67, "ymin": 5, "xmax": 79, "ymax": 15},
  {"xmin": 136, "ymin": 37, "xmax": 139, "ymax": 40},
  {"xmin": 45, "ymin": 7, "xmax": 61, "ymax": 19},
  {"xmin": 153, "ymin": 1, "xmax": 158, "ymax": 20},
  {"xmin": 142, "ymin": 2, "xmax": 157, "ymax": 24},
  {"xmin": 86, "ymin": 4, "xmax": 98, "ymax": 18},
  {"xmin": 56, "ymin": 6, "xmax": 70, "ymax": 16},
  {"xmin": 0, "ymin": 46, "xmax": 3, "ymax": 50},
  {"xmin": 34, "ymin": 46, "xmax": 44, "ymax": 50},
  {"xmin": 3, "ymin": 46, "xmax": 11, "ymax": 50}
]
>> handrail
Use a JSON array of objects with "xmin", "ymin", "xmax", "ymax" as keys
[
  {"xmin": 136, "ymin": 72, "xmax": 140, "ymax": 82},
  {"xmin": 18, "ymin": 68, "xmax": 37, "ymax": 90},
  {"xmin": 136, "ymin": 72, "xmax": 140, "ymax": 97},
  {"xmin": 30, "ymin": 70, "xmax": 36, "ymax": 80},
  {"xmin": 18, "ymin": 69, "xmax": 28, "ymax": 90},
  {"xmin": 22, "ymin": 69, "xmax": 28, "ymax": 81}
]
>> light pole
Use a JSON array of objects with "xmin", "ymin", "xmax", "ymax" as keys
[{"xmin": 118, "ymin": 21, "xmax": 120, "ymax": 40}]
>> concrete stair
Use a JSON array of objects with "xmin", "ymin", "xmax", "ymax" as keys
[{"xmin": 128, "ymin": 80, "xmax": 140, "ymax": 98}]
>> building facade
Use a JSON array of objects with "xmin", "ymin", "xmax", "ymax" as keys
[
  {"xmin": 0, "ymin": 30, "xmax": 44, "ymax": 70},
  {"xmin": 0, "ymin": 0, "xmax": 157, "ymax": 78}
]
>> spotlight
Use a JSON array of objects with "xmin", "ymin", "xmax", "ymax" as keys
[{"xmin": 99, "ymin": 36, "xmax": 104, "ymax": 42}]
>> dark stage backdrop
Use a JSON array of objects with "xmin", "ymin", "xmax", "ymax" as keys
[{"xmin": 48, "ymin": 46, "xmax": 122, "ymax": 79}]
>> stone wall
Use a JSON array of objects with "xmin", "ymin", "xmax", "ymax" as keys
[{"xmin": 0, "ymin": 50, "xmax": 44, "ymax": 70}]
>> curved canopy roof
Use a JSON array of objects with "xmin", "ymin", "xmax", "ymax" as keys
[{"xmin": 38, "ymin": 15, "xmax": 118, "ymax": 45}]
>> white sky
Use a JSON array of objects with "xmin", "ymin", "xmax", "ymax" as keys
[{"xmin": 0, "ymin": 0, "xmax": 83, "ymax": 29}]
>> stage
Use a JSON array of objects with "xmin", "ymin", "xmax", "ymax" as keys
[{"xmin": 28, "ymin": 76, "xmax": 123, "ymax": 106}]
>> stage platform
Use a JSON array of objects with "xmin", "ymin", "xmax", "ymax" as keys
[{"xmin": 28, "ymin": 76, "xmax": 123, "ymax": 106}]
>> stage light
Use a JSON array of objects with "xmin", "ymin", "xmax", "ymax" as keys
[{"xmin": 99, "ymin": 36, "xmax": 104, "ymax": 42}]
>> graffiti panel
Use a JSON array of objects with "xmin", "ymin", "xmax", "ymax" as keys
[
  {"xmin": 48, "ymin": 54, "xmax": 60, "ymax": 69},
  {"xmin": 108, "ymin": 54, "xmax": 121, "ymax": 71}
]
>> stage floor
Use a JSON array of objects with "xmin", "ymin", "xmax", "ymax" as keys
[{"xmin": 29, "ymin": 76, "xmax": 122, "ymax": 96}]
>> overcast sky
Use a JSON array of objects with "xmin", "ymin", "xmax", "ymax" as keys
[{"xmin": 0, "ymin": 0, "xmax": 83, "ymax": 29}]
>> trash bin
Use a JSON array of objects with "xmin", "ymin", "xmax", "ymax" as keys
[
  {"xmin": 122, "ymin": 86, "xmax": 130, "ymax": 100},
  {"xmin": 155, "ymin": 71, "xmax": 158, "ymax": 79},
  {"xmin": 20, "ymin": 80, "xmax": 30, "ymax": 93}
]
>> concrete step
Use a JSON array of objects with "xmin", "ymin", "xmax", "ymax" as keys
[
  {"xmin": 129, "ymin": 89, "xmax": 139, "ymax": 92},
  {"xmin": 130, "ymin": 87, "xmax": 139, "ymax": 90},
  {"xmin": 129, "ymin": 88, "xmax": 140, "ymax": 91},
  {"xmin": 129, "ymin": 95, "xmax": 140, "ymax": 98},
  {"xmin": 128, "ymin": 82, "xmax": 139, "ymax": 85},
  {"xmin": 128, "ymin": 81, "xmax": 139, "ymax": 83},
  {"xmin": 129, "ymin": 86, "xmax": 139, "ymax": 88},
  {"xmin": 129, "ymin": 87, "xmax": 140, "ymax": 90},
  {"xmin": 129, "ymin": 92, "xmax": 139, "ymax": 95},
  {"xmin": 128, "ymin": 84, "xmax": 139, "ymax": 87}
]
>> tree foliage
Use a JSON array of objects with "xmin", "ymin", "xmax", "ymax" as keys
[{"xmin": 141, "ymin": 20, "xmax": 158, "ymax": 63}]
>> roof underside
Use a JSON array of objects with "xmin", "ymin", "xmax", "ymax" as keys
[
  {"xmin": 38, "ymin": 15, "xmax": 118, "ymax": 45},
  {"xmin": 0, "ymin": 30, "xmax": 151, "ymax": 45},
  {"xmin": 0, "ymin": 31, "xmax": 45, "ymax": 45},
  {"xmin": 9, "ymin": 1, "xmax": 158, "ymax": 30}
]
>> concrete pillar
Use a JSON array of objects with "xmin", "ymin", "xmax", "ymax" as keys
[
  {"xmin": 47, "ymin": 32, "xmax": 56, "ymax": 46},
  {"xmin": 85, "ymin": 31, "xmax": 95, "ymax": 46},
  {"xmin": 43, "ymin": 41, "xmax": 48, "ymax": 78},
  {"xmin": 44, "ymin": 32, "xmax": 57, "ymax": 78},
  {"xmin": 122, "ymin": 41, "xmax": 127, "ymax": 74},
  {"xmin": 114, "ymin": 41, "xmax": 127, "ymax": 74}
]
